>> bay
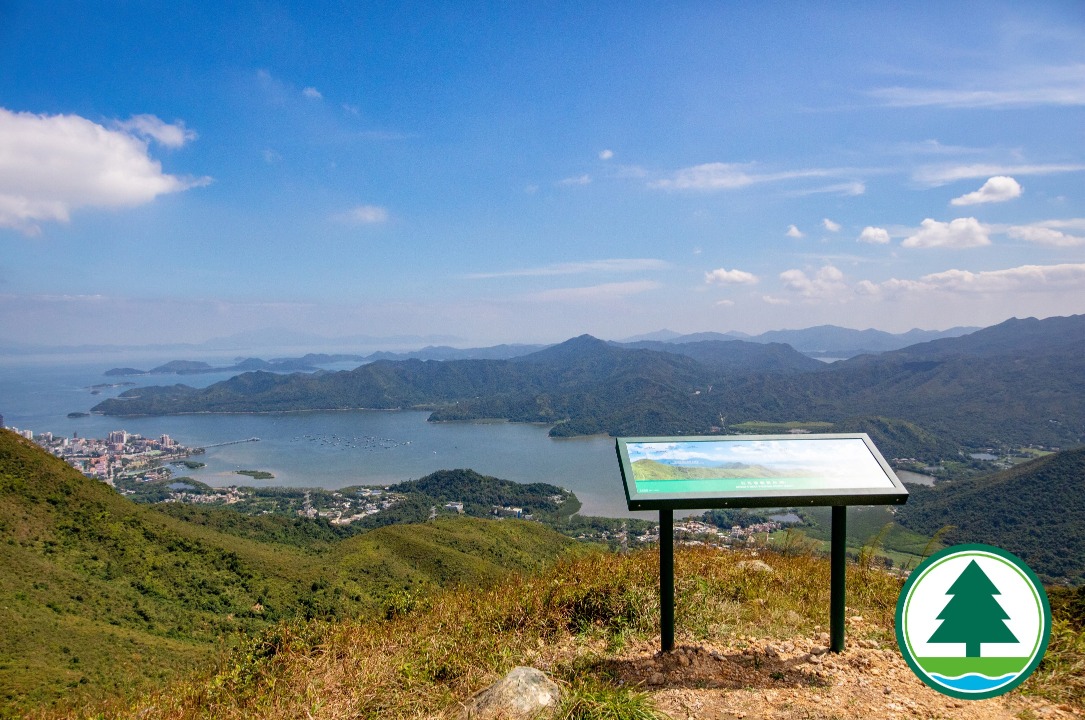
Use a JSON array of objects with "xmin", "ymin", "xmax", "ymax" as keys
[
  {"xmin": 896, "ymin": 469, "xmax": 936, "ymax": 486},
  {"xmin": 0, "ymin": 357, "xmax": 650, "ymax": 518}
]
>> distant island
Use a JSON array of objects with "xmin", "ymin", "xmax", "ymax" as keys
[
  {"xmin": 235, "ymin": 469, "xmax": 275, "ymax": 480},
  {"xmin": 102, "ymin": 345, "xmax": 555, "ymax": 377},
  {"xmin": 105, "ymin": 357, "xmax": 323, "ymax": 376}
]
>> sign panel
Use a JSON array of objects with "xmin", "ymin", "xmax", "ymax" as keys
[{"xmin": 617, "ymin": 433, "xmax": 908, "ymax": 510}]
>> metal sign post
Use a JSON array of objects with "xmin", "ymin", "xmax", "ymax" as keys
[
  {"xmin": 616, "ymin": 433, "xmax": 908, "ymax": 654},
  {"xmin": 660, "ymin": 508, "xmax": 674, "ymax": 652},
  {"xmin": 831, "ymin": 505, "xmax": 847, "ymax": 653}
]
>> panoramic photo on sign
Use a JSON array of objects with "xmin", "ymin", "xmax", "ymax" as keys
[{"xmin": 617, "ymin": 434, "xmax": 907, "ymax": 510}]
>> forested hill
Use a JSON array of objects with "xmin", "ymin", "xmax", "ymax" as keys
[
  {"xmin": 808, "ymin": 315, "xmax": 1085, "ymax": 447},
  {"xmin": 618, "ymin": 339, "xmax": 825, "ymax": 373},
  {"xmin": 92, "ymin": 315, "xmax": 1085, "ymax": 453},
  {"xmin": 896, "ymin": 446, "xmax": 1085, "ymax": 585},
  {"xmin": 91, "ymin": 334, "xmax": 799, "ymax": 432}
]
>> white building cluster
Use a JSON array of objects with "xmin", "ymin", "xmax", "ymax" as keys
[{"xmin": 9, "ymin": 425, "xmax": 196, "ymax": 485}]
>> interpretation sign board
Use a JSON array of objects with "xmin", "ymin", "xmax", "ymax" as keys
[
  {"xmin": 615, "ymin": 433, "xmax": 908, "ymax": 654},
  {"xmin": 617, "ymin": 433, "xmax": 907, "ymax": 511}
]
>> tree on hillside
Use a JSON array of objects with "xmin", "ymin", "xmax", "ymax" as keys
[{"xmin": 928, "ymin": 559, "xmax": 1017, "ymax": 657}]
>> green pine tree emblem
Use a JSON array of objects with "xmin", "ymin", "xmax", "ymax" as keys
[
  {"xmin": 927, "ymin": 559, "xmax": 1018, "ymax": 657},
  {"xmin": 897, "ymin": 545, "xmax": 1051, "ymax": 700}
]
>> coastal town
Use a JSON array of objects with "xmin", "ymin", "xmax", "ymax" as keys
[
  {"xmin": 5, "ymin": 424, "xmax": 195, "ymax": 485},
  {"xmin": 4, "ymin": 422, "xmax": 787, "ymax": 546}
]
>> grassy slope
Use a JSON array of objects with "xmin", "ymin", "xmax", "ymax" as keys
[
  {"xmin": 0, "ymin": 430, "xmax": 576, "ymax": 717},
  {"xmin": 50, "ymin": 545, "xmax": 1085, "ymax": 719}
]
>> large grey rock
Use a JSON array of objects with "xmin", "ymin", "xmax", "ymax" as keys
[
  {"xmin": 461, "ymin": 666, "xmax": 561, "ymax": 719},
  {"xmin": 735, "ymin": 559, "xmax": 774, "ymax": 574}
]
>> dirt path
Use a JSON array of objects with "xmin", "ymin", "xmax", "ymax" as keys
[{"xmin": 605, "ymin": 635, "xmax": 1080, "ymax": 720}]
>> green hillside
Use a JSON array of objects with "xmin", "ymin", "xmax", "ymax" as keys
[
  {"xmin": 631, "ymin": 458, "xmax": 786, "ymax": 481},
  {"xmin": 828, "ymin": 416, "xmax": 959, "ymax": 464},
  {"xmin": 895, "ymin": 446, "xmax": 1085, "ymax": 584},
  {"xmin": 0, "ymin": 430, "xmax": 576, "ymax": 717}
]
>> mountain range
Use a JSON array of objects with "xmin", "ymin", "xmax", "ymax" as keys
[
  {"xmin": 91, "ymin": 315, "xmax": 1085, "ymax": 458},
  {"xmin": 622, "ymin": 325, "xmax": 979, "ymax": 358},
  {"xmin": 4, "ymin": 323, "xmax": 978, "ymax": 361}
]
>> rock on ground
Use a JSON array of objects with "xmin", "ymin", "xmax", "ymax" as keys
[{"xmin": 460, "ymin": 666, "xmax": 561, "ymax": 720}]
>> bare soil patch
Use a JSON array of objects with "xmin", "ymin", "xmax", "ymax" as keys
[{"xmin": 603, "ymin": 635, "xmax": 1080, "ymax": 720}]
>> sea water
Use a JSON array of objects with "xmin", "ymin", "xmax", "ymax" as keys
[{"xmin": 0, "ymin": 356, "xmax": 649, "ymax": 518}]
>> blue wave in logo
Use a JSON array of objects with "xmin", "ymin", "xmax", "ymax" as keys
[{"xmin": 931, "ymin": 673, "xmax": 1017, "ymax": 692}]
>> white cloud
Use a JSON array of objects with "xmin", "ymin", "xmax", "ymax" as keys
[
  {"xmin": 823, "ymin": 218, "xmax": 841, "ymax": 232},
  {"xmin": 0, "ymin": 108, "xmax": 208, "ymax": 235},
  {"xmin": 650, "ymin": 162, "xmax": 834, "ymax": 191},
  {"xmin": 786, "ymin": 225, "xmax": 804, "ymax": 239},
  {"xmin": 337, "ymin": 205, "xmax": 389, "ymax": 224},
  {"xmin": 790, "ymin": 181, "xmax": 866, "ymax": 197},
  {"xmin": 1041, "ymin": 219, "xmax": 1085, "ymax": 231},
  {"xmin": 113, "ymin": 114, "xmax": 197, "ymax": 148},
  {"xmin": 527, "ymin": 280, "xmax": 661, "ymax": 302},
  {"xmin": 902, "ymin": 218, "xmax": 990, "ymax": 249},
  {"xmin": 557, "ymin": 174, "xmax": 591, "ymax": 186},
  {"xmin": 950, "ymin": 176, "xmax": 1022, "ymax": 206},
  {"xmin": 302, "ymin": 87, "xmax": 323, "ymax": 100},
  {"xmin": 894, "ymin": 139, "xmax": 988, "ymax": 156},
  {"xmin": 858, "ymin": 226, "xmax": 891, "ymax": 245},
  {"xmin": 869, "ymin": 64, "xmax": 1085, "ymax": 108},
  {"xmin": 468, "ymin": 258, "xmax": 669, "ymax": 280},
  {"xmin": 914, "ymin": 163, "xmax": 1085, "ymax": 186},
  {"xmin": 654, "ymin": 162, "xmax": 756, "ymax": 190},
  {"xmin": 704, "ymin": 268, "xmax": 758, "ymax": 285},
  {"xmin": 855, "ymin": 279, "xmax": 881, "ymax": 296},
  {"xmin": 599, "ymin": 149, "xmax": 614, "ymax": 160},
  {"xmin": 762, "ymin": 295, "xmax": 790, "ymax": 306},
  {"xmin": 920, "ymin": 264, "xmax": 1085, "ymax": 293},
  {"xmin": 779, "ymin": 265, "xmax": 849, "ymax": 301},
  {"xmin": 871, "ymin": 85, "xmax": 1085, "ymax": 108},
  {"xmin": 1007, "ymin": 223, "xmax": 1085, "ymax": 247},
  {"xmin": 868, "ymin": 263, "xmax": 1085, "ymax": 297},
  {"xmin": 715, "ymin": 299, "xmax": 735, "ymax": 307}
]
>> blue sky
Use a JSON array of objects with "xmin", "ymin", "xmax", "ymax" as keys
[{"xmin": 1, "ymin": 2, "xmax": 1083, "ymax": 349}]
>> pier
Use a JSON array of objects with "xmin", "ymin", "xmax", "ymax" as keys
[{"xmin": 201, "ymin": 437, "xmax": 260, "ymax": 449}]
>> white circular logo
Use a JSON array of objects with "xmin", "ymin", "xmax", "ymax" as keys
[{"xmin": 896, "ymin": 544, "xmax": 1050, "ymax": 699}]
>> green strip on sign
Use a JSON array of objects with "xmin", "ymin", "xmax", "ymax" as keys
[{"xmin": 634, "ymin": 477, "xmax": 839, "ymax": 494}]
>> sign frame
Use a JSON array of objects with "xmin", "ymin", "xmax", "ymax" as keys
[
  {"xmin": 615, "ymin": 433, "xmax": 909, "ymax": 655},
  {"xmin": 617, "ymin": 433, "xmax": 909, "ymax": 511}
]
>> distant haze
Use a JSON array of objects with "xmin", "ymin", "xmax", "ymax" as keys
[{"xmin": 1, "ymin": 322, "xmax": 982, "ymax": 361}]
